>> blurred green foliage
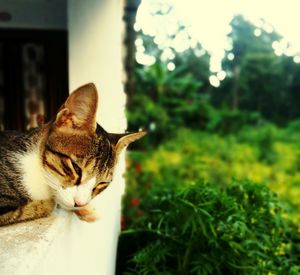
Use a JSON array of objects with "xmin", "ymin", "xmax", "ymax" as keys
[
  {"xmin": 119, "ymin": 8, "xmax": 300, "ymax": 275},
  {"xmin": 128, "ymin": 15, "xmax": 300, "ymax": 135},
  {"xmin": 124, "ymin": 125, "xmax": 300, "ymax": 221},
  {"xmin": 215, "ymin": 16, "xmax": 300, "ymax": 124},
  {"xmin": 118, "ymin": 125, "xmax": 300, "ymax": 274},
  {"xmin": 119, "ymin": 182, "xmax": 300, "ymax": 274},
  {"xmin": 127, "ymin": 58, "xmax": 209, "ymax": 147}
]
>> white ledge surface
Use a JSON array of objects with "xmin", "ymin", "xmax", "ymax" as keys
[
  {"xmin": 0, "ymin": 212, "xmax": 66, "ymax": 275},
  {"xmin": 0, "ymin": 174, "xmax": 124, "ymax": 275}
]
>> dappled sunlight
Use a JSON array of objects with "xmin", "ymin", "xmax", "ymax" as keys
[
  {"xmin": 209, "ymin": 75, "xmax": 220, "ymax": 87},
  {"xmin": 136, "ymin": 0, "xmax": 300, "ymax": 77}
]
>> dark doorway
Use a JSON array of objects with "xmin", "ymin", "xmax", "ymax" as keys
[{"xmin": 0, "ymin": 28, "xmax": 68, "ymax": 131}]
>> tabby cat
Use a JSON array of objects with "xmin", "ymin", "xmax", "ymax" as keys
[{"xmin": 0, "ymin": 83, "xmax": 145, "ymax": 226}]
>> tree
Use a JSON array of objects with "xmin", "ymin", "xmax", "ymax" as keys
[
  {"xmin": 124, "ymin": 0, "xmax": 141, "ymax": 109},
  {"xmin": 221, "ymin": 15, "xmax": 281, "ymax": 110}
]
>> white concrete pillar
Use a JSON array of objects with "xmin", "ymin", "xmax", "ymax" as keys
[
  {"xmin": 0, "ymin": 1, "xmax": 127, "ymax": 274},
  {"xmin": 59, "ymin": 0, "xmax": 127, "ymax": 274},
  {"xmin": 37, "ymin": 1, "xmax": 127, "ymax": 274},
  {"xmin": 68, "ymin": 0, "xmax": 127, "ymax": 133}
]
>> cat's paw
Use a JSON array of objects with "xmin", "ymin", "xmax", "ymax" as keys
[{"xmin": 74, "ymin": 205, "xmax": 99, "ymax": 223}]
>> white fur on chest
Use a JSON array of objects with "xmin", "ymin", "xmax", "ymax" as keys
[{"xmin": 18, "ymin": 150, "xmax": 52, "ymax": 201}]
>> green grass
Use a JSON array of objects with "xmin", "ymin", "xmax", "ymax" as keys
[
  {"xmin": 119, "ymin": 181, "xmax": 300, "ymax": 274},
  {"xmin": 118, "ymin": 123, "xmax": 300, "ymax": 274}
]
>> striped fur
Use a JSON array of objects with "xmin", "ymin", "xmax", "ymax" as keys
[{"xmin": 0, "ymin": 83, "xmax": 145, "ymax": 225}]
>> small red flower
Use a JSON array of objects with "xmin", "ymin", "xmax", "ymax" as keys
[
  {"xmin": 135, "ymin": 163, "xmax": 142, "ymax": 173},
  {"xmin": 130, "ymin": 198, "xmax": 141, "ymax": 207}
]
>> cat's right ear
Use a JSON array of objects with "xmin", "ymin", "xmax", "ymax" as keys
[
  {"xmin": 55, "ymin": 83, "xmax": 98, "ymax": 132},
  {"xmin": 109, "ymin": 131, "xmax": 147, "ymax": 156}
]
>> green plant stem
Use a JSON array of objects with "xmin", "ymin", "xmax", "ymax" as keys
[{"xmin": 181, "ymin": 242, "xmax": 192, "ymax": 275}]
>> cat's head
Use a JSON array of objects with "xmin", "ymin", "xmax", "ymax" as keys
[{"xmin": 42, "ymin": 83, "xmax": 145, "ymax": 209}]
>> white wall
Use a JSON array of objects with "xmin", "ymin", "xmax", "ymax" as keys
[
  {"xmin": 68, "ymin": 0, "xmax": 127, "ymax": 132},
  {"xmin": 0, "ymin": 0, "xmax": 67, "ymax": 29},
  {"xmin": 68, "ymin": 1, "xmax": 126, "ymax": 274}
]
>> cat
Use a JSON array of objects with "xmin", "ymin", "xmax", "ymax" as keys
[{"xmin": 0, "ymin": 83, "xmax": 145, "ymax": 226}]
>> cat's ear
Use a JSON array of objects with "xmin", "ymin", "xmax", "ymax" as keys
[
  {"xmin": 55, "ymin": 83, "xmax": 98, "ymax": 132},
  {"xmin": 110, "ymin": 131, "xmax": 146, "ymax": 155}
]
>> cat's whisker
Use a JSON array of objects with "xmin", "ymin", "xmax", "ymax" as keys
[
  {"xmin": 54, "ymin": 195, "xmax": 84, "ymax": 211},
  {"xmin": 43, "ymin": 171, "xmax": 62, "ymax": 190},
  {"xmin": 56, "ymin": 196, "xmax": 74, "ymax": 209}
]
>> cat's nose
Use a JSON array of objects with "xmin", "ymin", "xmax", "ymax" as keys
[{"xmin": 74, "ymin": 198, "xmax": 86, "ymax": 207}]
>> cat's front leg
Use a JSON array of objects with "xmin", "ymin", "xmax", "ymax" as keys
[
  {"xmin": 0, "ymin": 199, "xmax": 56, "ymax": 226},
  {"xmin": 74, "ymin": 204, "xmax": 99, "ymax": 223}
]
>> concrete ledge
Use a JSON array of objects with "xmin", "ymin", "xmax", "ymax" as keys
[
  {"xmin": 0, "ymin": 174, "xmax": 124, "ymax": 275},
  {"xmin": 0, "ymin": 210, "xmax": 68, "ymax": 275}
]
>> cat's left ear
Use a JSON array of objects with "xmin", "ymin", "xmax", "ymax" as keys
[
  {"xmin": 55, "ymin": 83, "xmax": 98, "ymax": 132},
  {"xmin": 110, "ymin": 131, "xmax": 146, "ymax": 155}
]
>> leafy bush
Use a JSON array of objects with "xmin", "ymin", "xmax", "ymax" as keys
[
  {"xmin": 237, "ymin": 123, "xmax": 278, "ymax": 164},
  {"xmin": 127, "ymin": 125, "xmax": 300, "ymax": 214},
  {"xmin": 118, "ymin": 125, "xmax": 300, "ymax": 274},
  {"xmin": 127, "ymin": 61, "xmax": 265, "ymax": 148},
  {"xmin": 118, "ymin": 181, "xmax": 300, "ymax": 274},
  {"xmin": 127, "ymin": 62, "xmax": 211, "ymax": 148},
  {"xmin": 207, "ymin": 109, "xmax": 262, "ymax": 135}
]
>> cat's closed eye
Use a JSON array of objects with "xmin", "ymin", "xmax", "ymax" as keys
[
  {"xmin": 71, "ymin": 161, "xmax": 82, "ymax": 185},
  {"xmin": 92, "ymin": 181, "xmax": 111, "ymax": 198}
]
